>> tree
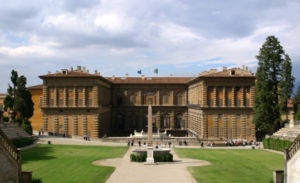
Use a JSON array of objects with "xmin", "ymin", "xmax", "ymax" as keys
[
  {"xmin": 253, "ymin": 35, "xmax": 294, "ymax": 139},
  {"xmin": 294, "ymin": 86, "xmax": 300, "ymax": 120},
  {"xmin": 4, "ymin": 70, "xmax": 34, "ymax": 122},
  {"xmin": 279, "ymin": 54, "xmax": 295, "ymax": 121}
]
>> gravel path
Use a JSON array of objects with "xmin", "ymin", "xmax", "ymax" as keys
[{"xmin": 93, "ymin": 147, "xmax": 210, "ymax": 183}]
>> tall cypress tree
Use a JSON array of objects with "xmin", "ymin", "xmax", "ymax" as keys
[
  {"xmin": 253, "ymin": 36, "xmax": 288, "ymax": 139},
  {"xmin": 279, "ymin": 54, "xmax": 294, "ymax": 121}
]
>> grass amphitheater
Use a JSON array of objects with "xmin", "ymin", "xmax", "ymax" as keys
[
  {"xmin": 22, "ymin": 144, "xmax": 283, "ymax": 183},
  {"xmin": 22, "ymin": 145, "xmax": 128, "ymax": 183},
  {"xmin": 175, "ymin": 148, "xmax": 284, "ymax": 183}
]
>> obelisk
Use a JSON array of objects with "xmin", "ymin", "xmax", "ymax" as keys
[{"xmin": 146, "ymin": 104, "xmax": 155, "ymax": 164}]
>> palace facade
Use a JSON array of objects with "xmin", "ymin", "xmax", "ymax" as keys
[{"xmin": 28, "ymin": 66, "xmax": 256, "ymax": 141}]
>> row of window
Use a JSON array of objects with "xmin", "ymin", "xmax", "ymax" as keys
[
  {"xmin": 208, "ymin": 99, "xmax": 250, "ymax": 107},
  {"xmin": 48, "ymin": 98, "xmax": 93, "ymax": 106},
  {"xmin": 208, "ymin": 128, "xmax": 252, "ymax": 137},
  {"xmin": 117, "ymin": 95, "xmax": 184, "ymax": 105}
]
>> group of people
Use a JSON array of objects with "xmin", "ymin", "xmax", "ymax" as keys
[
  {"xmin": 38, "ymin": 130, "xmax": 45, "ymax": 136},
  {"xmin": 127, "ymin": 139, "xmax": 172, "ymax": 148}
]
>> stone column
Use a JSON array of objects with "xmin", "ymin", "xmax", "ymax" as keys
[
  {"xmin": 202, "ymin": 114, "xmax": 208, "ymax": 139},
  {"xmin": 64, "ymin": 115, "xmax": 68, "ymax": 134},
  {"xmin": 73, "ymin": 115, "xmax": 78, "ymax": 135},
  {"xmin": 213, "ymin": 87, "xmax": 217, "ymax": 107},
  {"xmin": 43, "ymin": 114, "xmax": 48, "ymax": 131},
  {"xmin": 170, "ymin": 111, "xmax": 175, "ymax": 129},
  {"xmin": 42, "ymin": 85, "xmax": 48, "ymax": 107},
  {"xmin": 83, "ymin": 88, "xmax": 87, "ymax": 107},
  {"xmin": 184, "ymin": 112, "xmax": 188, "ymax": 129},
  {"xmin": 74, "ymin": 88, "xmax": 78, "ymax": 107},
  {"xmin": 232, "ymin": 87, "xmax": 235, "ymax": 107},
  {"xmin": 223, "ymin": 115, "xmax": 228, "ymax": 139},
  {"xmin": 232, "ymin": 115, "xmax": 237, "ymax": 138},
  {"xmin": 83, "ymin": 115, "xmax": 87, "ymax": 136},
  {"xmin": 170, "ymin": 90, "xmax": 174, "ymax": 105},
  {"xmin": 241, "ymin": 87, "xmax": 245, "ymax": 107},
  {"xmin": 54, "ymin": 115, "xmax": 58, "ymax": 134},
  {"xmin": 156, "ymin": 90, "xmax": 160, "ymax": 105},
  {"xmin": 241, "ymin": 114, "xmax": 246, "ymax": 139},
  {"xmin": 250, "ymin": 85, "xmax": 255, "ymax": 107},
  {"xmin": 202, "ymin": 82, "xmax": 208, "ymax": 107},
  {"xmin": 223, "ymin": 87, "xmax": 226, "ymax": 107},
  {"xmin": 213, "ymin": 114, "xmax": 218, "ymax": 138},
  {"xmin": 156, "ymin": 111, "xmax": 161, "ymax": 130},
  {"xmin": 92, "ymin": 114, "xmax": 99, "ymax": 138},
  {"xmin": 93, "ymin": 86, "xmax": 99, "ymax": 107},
  {"xmin": 54, "ymin": 88, "xmax": 58, "ymax": 107},
  {"xmin": 64, "ymin": 88, "xmax": 67, "ymax": 107},
  {"xmin": 184, "ymin": 90, "xmax": 188, "ymax": 105}
]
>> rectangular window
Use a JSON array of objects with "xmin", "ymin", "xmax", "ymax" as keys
[
  {"xmin": 247, "ymin": 128, "xmax": 251, "ymax": 136},
  {"xmin": 237, "ymin": 128, "xmax": 240, "ymax": 136},
  {"xmin": 39, "ymin": 97, "xmax": 42, "ymax": 107},
  {"xmin": 236, "ymin": 99, "xmax": 241, "ymax": 106},
  {"xmin": 68, "ymin": 99, "xmax": 73, "ymax": 106},
  {"xmin": 177, "ymin": 96, "xmax": 182, "ymax": 105},
  {"xmin": 148, "ymin": 98, "xmax": 153, "ymax": 104},
  {"xmin": 218, "ymin": 114, "xmax": 222, "ymax": 119},
  {"xmin": 117, "ymin": 95, "xmax": 123, "ymax": 105},
  {"xmin": 49, "ymin": 99, "xmax": 54, "ymax": 106},
  {"xmin": 130, "ymin": 96, "xmax": 136, "ymax": 104},
  {"xmin": 87, "ymin": 99, "xmax": 92, "ymax": 106},
  {"xmin": 226, "ymin": 99, "xmax": 232, "ymax": 106},
  {"xmin": 208, "ymin": 99, "xmax": 213, "ymax": 106},
  {"xmin": 245, "ymin": 99, "xmax": 249, "ymax": 106},
  {"xmin": 59, "ymin": 99, "xmax": 63, "ymax": 106},
  {"xmin": 209, "ymin": 128, "xmax": 214, "ymax": 136},
  {"xmin": 163, "ymin": 96, "xmax": 169, "ymax": 104},
  {"xmin": 217, "ymin": 99, "xmax": 222, "ymax": 106},
  {"xmin": 78, "ymin": 99, "xmax": 82, "ymax": 106}
]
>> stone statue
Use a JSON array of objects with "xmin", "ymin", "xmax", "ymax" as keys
[{"xmin": 289, "ymin": 111, "xmax": 295, "ymax": 128}]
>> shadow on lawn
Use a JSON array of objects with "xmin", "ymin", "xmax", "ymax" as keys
[{"xmin": 22, "ymin": 145, "xmax": 56, "ymax": 164}]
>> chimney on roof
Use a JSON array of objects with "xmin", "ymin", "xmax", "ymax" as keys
[
  {"xmin": 95, "ymin": 70, "xmax": 98, "ymax": 74},
  {"xmin": 77, "ymin": 66, "xmax": 81, "ymax": 71},
  {"xmin": 56, "ymin": 70, "xmax": 59, "ymax": 73},
  {"xmin": 242, "ymin": 65, "xmax": 246, "ymax": 71},
  {"xmin": 125, "ymin": 73, "xmax": 129, "ymax": 78},
  {"xmin": 112, "ymin": 75, "xmax": 115, "ymax": 80},
  {"xmin": 170, "ymin": 74, "xmax": 173, "ymax": 77},
  {"xmin": 141, "ymin": 75, "xmax": 145, "ymax": 80},
  {"xmin": 83, "ymin": 67, "xmax": 86, "ymax": 72},
  {"xmin": 62, "ymin": 69, "xmax": 68, "ymax": 75},
  {"xmin": 48, "ymin": 71, "xmax": 51, "ymax": 74},
  {"xmin": 223, "ymin": 66, "xmax": 227, "ymax": 72},
  {"xmin": 70, "ymin": 67, "xmax": 73, "ymax": 71},
  {"xmin": 245, "ymin": 66, "xmax": 248, "ymax": 71}
]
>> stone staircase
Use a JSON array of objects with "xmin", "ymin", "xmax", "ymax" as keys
[
  {"xmin": 0, "ymin": 127, "xmax": 22, "ymax": 183},
  {"xmin": 272, "ymin": 127, "xmax": 300, "ymax": 141},
  {"xmin": 0, "ymin": 123, "xmax": 30, "ymax": 139}
]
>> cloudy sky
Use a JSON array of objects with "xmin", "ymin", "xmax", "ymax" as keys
[{"xmin": 0, "ymin": 0, "xmax": 300, "ymax": 93}]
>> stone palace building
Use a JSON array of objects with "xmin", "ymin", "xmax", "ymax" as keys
[{"xmin": 28, "ymin": 66, "xmax": 256, "ymax": 141}]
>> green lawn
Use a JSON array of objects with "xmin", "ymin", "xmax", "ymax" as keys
[
  {"xmin": 22, "ymin": 144, "xmax": 128, "ymax": 183},
  {"xmin": 175, "ymin": 148, "xmax": 283, "ymax": 183}
]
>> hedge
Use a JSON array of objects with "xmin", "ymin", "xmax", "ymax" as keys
[
  {"xmin": 11, "ymin": 137, "xmax": 35, "ymax": 148},
  {"xmin": 130, "ymin": 152, "xmax": 173, "ymax": 162},
  {"xmin": 263, "ymin": 137, "xmax": 292, "ymax": 152}
]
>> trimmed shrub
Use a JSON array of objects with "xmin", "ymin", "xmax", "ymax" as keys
[
  {"xmin": 32, "ymin": 178, "xmax": 42, "ymax": 183},
  {"xmin": 21, "ymin": 120, "xmax": 33, "ymax": 135},
  {"xmin": 263, "ymin": 137, "xmax": 292, "ymax": 152},
  {"xmin": 12, "ymin": 137, "xmax": 35, "ymax": 148},
  {"xmin": 131, "ymin": 152, "xmax": 173, "ymax": 162}
]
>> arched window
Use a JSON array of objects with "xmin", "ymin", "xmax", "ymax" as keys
[
  {"xmin": 176, "ymin": 93, "xmax": 183, "ymax": 105},
  {"xmin": 176, "ymin": 114, "xmax": 182, "ymax": 129}
]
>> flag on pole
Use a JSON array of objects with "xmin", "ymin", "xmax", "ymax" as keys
[
  {"xmin": 137, "ymin": 70, "xmax": 142, "ymax": 74},
  {"xmin": 154, "ymin": 68, "xmax": 158, "ymax": 75}
]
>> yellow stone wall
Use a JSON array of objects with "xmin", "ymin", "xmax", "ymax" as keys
[{"xmin": 29, "ymin": 89, "xmax": 43, "ymax": 131}]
